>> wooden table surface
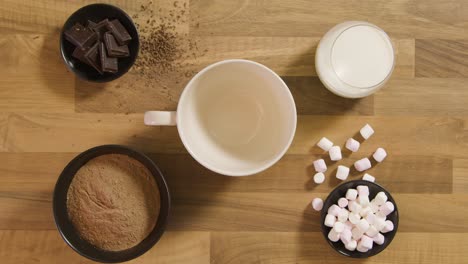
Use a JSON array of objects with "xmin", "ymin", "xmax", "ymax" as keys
[{"xmin": 1, "ymin": 0, "xmax": 468, "ymax": 263}]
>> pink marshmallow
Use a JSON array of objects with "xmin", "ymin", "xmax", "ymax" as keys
[
  {"xmin": 373, "ymin": 147, "xmax": 387, "ymax": 162},
  {"xmin": 373, "ymin": 233, "xmax": 385, "ymax": 245},
  {"xmin": 354, "ymin": 158, "xmax": 372, "ymax": 172},
  {"xmin": 311, "ymin": 198, "xmax": 323, "ymax": 211},
  {"xmin": 345, "ymin": 138, "xmax": 360, "ymax": 152},
  {"xmin": 379, "ymin": 201, "xmax": 395, "ymax": 216},
  {"xmin": 313, "ymin": 159, "xmax": 327, "ymax": 172},
  {"xmin": 357, "ymin": 185, "xmax": 369, "ymax": 197},
  {"xmin": 381, "ymin": 220, "xmax": 394, "ymax": 233},
  {"xmin": 328, "ymin": 229, "xmax": 340, "ymax": 242},
  {"xmin": 359, "ymin": 235, "xmax": 374, "ymax": 249},
  {"xmin": 340, "ymin": 229, "xmax": 352, "ymax": 244},
  {"xmin": 338, "ymin": 197, "xmax": 349, "ymax": 208},
  {"xmin": 327, "ymin": 204, "xmax": 342, "ymax": 216}
]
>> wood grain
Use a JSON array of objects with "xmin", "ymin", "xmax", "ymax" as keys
[
  {"xmin": 416, "ymin": 40, "xmax": 468, "ymax": 77},
  {"xmin": 0, "ymin": 231, "xmax": 210, "ymax": 264},
  {"xmin": 211, "ymin": 232, "xmax": 468, "ymax": 264},
  {"xmin": 453, "ymin": 159, "xmax": 468, "ymax": 193}
]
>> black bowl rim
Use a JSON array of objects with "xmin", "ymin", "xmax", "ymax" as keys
[
  {"xmin": 59, "ymin": 3, "xmax": 140, "ymax": 83},
  {"xmin": 320, "ymin": 180, "xmax": 399, "ymax": 258},
  {"xmin": 53, "ymin": 144, "xmax": 170, "ymax": 263}
]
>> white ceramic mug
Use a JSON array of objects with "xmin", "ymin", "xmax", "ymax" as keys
[{"xmin": 144, "ymin": 59, "xmax": 297, "ymax": 176}]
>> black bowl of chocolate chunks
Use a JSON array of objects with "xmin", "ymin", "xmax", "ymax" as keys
[{"xmin": 60, "ymin": 3, "xmax": 139, "ymax": 82}]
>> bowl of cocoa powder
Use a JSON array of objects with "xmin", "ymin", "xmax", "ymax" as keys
[{"xmin": 53, "ymin": 145, "xmax": 170, "ymax": 263}]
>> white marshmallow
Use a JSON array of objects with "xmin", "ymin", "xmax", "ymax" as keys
[
  {"xmin": 359, "ymin": 206, "xmax": 372, "ymax": 217},
  {"xmin": 360, "ymin": 124, "xmax": 374, "ymax": 140},
  {"xmin": 324, "ymin": 214, "xmax": 336, "ymax": 227},
  {"xmin": 373, "ymin": 216, "xmax": 386, "ymax": 231},
  {"xmin": 379, "ymin": 201, "xmax": 395, "ymax": 216},
  {"xmin": 356, "ymin": 219, "xmax": 370, "ymax": 233},
  {"xmin": 357, "ymin": 185, "xmax": 369, "ymax": 197},
  {"xmin": 313, "ymin": 172, "xmax": 325, "ymax": 184},
  {"xmin": 327, "ymin": 204, "xmax": 341, "ymax": 216},
  {"xmin": 351, "ymin": 227, "xmax": 364, "ymax": 240},
  {"xmin": 365, "ymin": 225, "xmax": 379, "ymax": 237},
  {"xmin": 344, "ymin": 221, "xmax": 353, "ymax": 231},
  {"xmin": 336, "ymin": 165, "xmax": 350, "ymax": 180},
  {"xmin": 313, "ymin": 159, "xmax": 327, "ymax": 173},
  {"xmin": 362, "ymin": 173, "xmax": 375, "ymax": 182},
  {"xmin": 365, "ymin": 213, "xmax": 376, "ymax": 225},
  {"xmin": 373, "ymin": 192, "xmax": 388, "ymax": 206},
  {"xmin": 369, "ymin": 201, "xmax": 380, "ymax": 213},
  {"xmin": 338, "ymin": 197, "xmax": 349, "ymax": 208},
  {"xmin": 345, "ymin": 240, "xmax": 357, "ymax": 251},
  {"xmin": 317, "ymin": 137, "xmax": 333, "ymax": 151},
  {"xmin": 348, "ymin": 212, "xmax": 361, "ymax": 224},
  {"xmin": 373, "ymin": 233, "xmax": 385, "ymax": 245},
  {"xmin": 337, "ymin": 209, "xmax": 349, "ymax": 223},
  {"xmin": 348, "ymin": 201, "xmax": 362, "ymax": 214},
  {"xmin": 340, "ymin": 228, "xmax": 352, "ymax": 245},
  {"xmin": 375, "ymin": 211, "xmax": 387, "ymax": 221},
  {"xmin": 357, "ymin": 195, "xmax": 370, "ymax": 207},
  {"xmin": 328, "ymin": 229, "xmax": 340, "ymax": 242},
  {"xmin": 311, "ymin": 198, "xmax": 323, "ymax": 211},
  {"xmin": 356, "ymin": 244, "xmax": 369, "ymax": 253},
  {"xmin": 354, "ymin": 158, "xmax": 372, "ymax": 172},
  {"xmin": 329, "ymin": 146, "xmax": 342, "ymax": 161},
  {"xmin": 345, "ymin": 189, "xmax": 358, "ymax": 200},
  {"xmin": 381, "ymin": 220, "xmax": 394, "ymax": 233},
  {"xmin": 373, "ymin": 147, "xmax": 387, "ymax": 162},
  {"xmin": 359, "ymin": 235, "xmax": 374, "ymax": 249},
  {"xmin": 345, "ymin": 138, "xmax": 360, "ymax": 152},
  {"xmin": 333, "ymin": 221, "xmax": 345, "ymax": 233}
]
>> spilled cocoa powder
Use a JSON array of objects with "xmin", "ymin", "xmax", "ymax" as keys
[{"xmin": 67, "ymin": 154, "xmax": 160, "ymax": 251}]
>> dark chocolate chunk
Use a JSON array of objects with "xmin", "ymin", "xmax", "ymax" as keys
[
  {"xmin": 92, "ymin": 19, "xmax": 111, "ymax": 41},
  {"xmin": 64, "ymin": 23, "xmax": 97, "ymax": 49},
  {"xmin": 107, "ymin": 19, "xmax": 132, "ymax": 45},
  {"xmin": 104, "ymin": 32, "xmax": 130, "ymax": 57},
  {"xmin": 84, "ymin": 42, "xmax": 103, "ymax": 74},
  {"xmin": 87, "ymin": 20, "xmax": 97, "ymax": 29},
  {"xmin": 99, "ymin": 42, "xmax": 118, "ymax": 73},
  {"xmin": 72, "ymin": 47, "xmax": 89, "ymax": 65}
]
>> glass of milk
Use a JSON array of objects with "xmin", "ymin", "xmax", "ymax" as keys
[{"xmin": 315, "ymin": 21, "xmax": 395, "ymax": 98}]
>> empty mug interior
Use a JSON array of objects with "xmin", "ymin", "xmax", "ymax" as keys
[{"xmin": 178, "ymin": 60, "xmax": 296, "ymax": 176}]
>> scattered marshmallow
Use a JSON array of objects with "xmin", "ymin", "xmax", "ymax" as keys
[
  {"xmin": 365, "ymin": 225, "xmax": 379, "ymax": 237},
  {"xmin": 373, "ymin": 233, "xmax": 385, "ymax": 245},
  {"xmin": 351, "ymin": 227, "xmax": 364, "ymax": 240},
  {"xmin": 354, "ymin": 158, "xmax": 372, "ymax": 172},
  {"xmin": 356, "ymin": 219, "xmax": 370, "ymax": 233},
  {"xmin": 357, "ymin": 185, "xmax": 369, "ymax": 197},
  {"xmin": 324, "ymin": 214, "xmax": 336, "ymax": 227},
  {"xmin": 338, "ymin": 198, "xmax": 349, "ymax": 208},
  {"xmin": 360, "ymin": 124, "xmax": 374, "ymax": 140},
  {"xmin": 317, "ymin": 137, "xmax": 333, "ymax": 151},
  {"xmin": 359, "ymin": 235, "xmax": 373, "ymax": 249},
  {"xmin": 328, "ymin": 229, "xmax": 341, "ymax": 242},
  {"xmin": 381, "ymin": 220, "xmax": 394, "ymax": 233},
  {"xmin": 313, "ymin": 159, "xmax": 327, "ymax": 173},
  {"xmin": 336, "ymin": 165, "xmax": 350, "ymax": 180},
  {"xmin": 373, "ymin": 192, "xmax": 388, "ymax": 206},
  {"xmin": 348, "ymin": 212, "xmax": 361, "ymax": 224},
  {"xmin": 373, "ymin": 148, "xmax": 387, "ymax": 162},
  {"xmin": 379, "ymin": 201, "xmax": 395, "ymax": 216},
  {"xmin": 333, "ymin": 222, "xmax": 345, "ymax": 233},
  {"xmin": 340, "ymin": 229, "xmax": 352, "ymax": 244},
  {"xmin": 345, "ymin": 240, "xmax": 357, "ymax": 251},
  {"xmin": 345, "ymin": 138, "xmax": 360, "ymax": 152},
  {"xmin": 348, "ymin": 201, "xmax": 362, "ymax": 214},
  {"xmin": 345, "ymin": 189, "xmax": 358, "ymax": 200},
  {"xmin": 313, "ymin": 172, "xmax": 325, "ymax": 184},
  {"xmin": 357, "ymin": 195, "xmax": 370, "ymax": 207},
  {"xmin": 329, "ymin": 146, "xmax": 342, "ymax": 161},
  {"xmin": 362, "ymin": 173, "xmax": 375, "ymax": 182},
  {"xmin": 311, "ymin": 198, "xmax": 323, "ymax": 211},
  {"xmin": 337, "ymin": 209, "xmax": 349, "ymax": 223},
  {"xmin": 327, "ymin": 204, "xmax": 342, "ymax": 216}
]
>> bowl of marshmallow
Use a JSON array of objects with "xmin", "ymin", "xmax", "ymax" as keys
[{"xmin": 320, "ymin": 180, "xmax": 398, "ymax": 258}]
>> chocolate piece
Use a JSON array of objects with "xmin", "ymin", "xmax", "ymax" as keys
[
  {"xmin": 84, "ymin": 42, "xmax": 103, "ymax": 74},
  {"xmin": 103, "ymin": 32, "xmax": 129, "ymax": 57},
  {"xmin": 72, "ymin": 47, "xmax": 89, "ymax": 65},
  {"xmin": 92, "ymin": 19, "xmax": 111, "ymax": 40},
  {"xmin": 87, "ymin": 20, "xmax": 97, "ymax": 29},
  {"xmin": 107, "ymin": 19, "xmax": 132, "ymax": 45},
  {"xmin": 64, "ymin": 23, "xmax": 97, "ymax": 49},
  {"xmin": 99, "ymin": 42, "xmax": 118, "ymax": 73}
]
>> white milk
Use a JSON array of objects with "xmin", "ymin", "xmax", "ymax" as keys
[{"xmin": 316, "ymin": 21, "xmax": 394, "ymax": 98}]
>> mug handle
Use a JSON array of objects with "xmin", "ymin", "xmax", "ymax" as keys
[{"xmin": 144, "ymin": 111, "xmax": 177, "ymax": 126}]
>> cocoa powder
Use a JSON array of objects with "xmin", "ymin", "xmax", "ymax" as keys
[{"xmin": 67, "ymin": 154, "xmax": 160, "ymax": 251}]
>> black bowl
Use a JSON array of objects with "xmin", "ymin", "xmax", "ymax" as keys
[
  {"xmin": 320, "ymin": 180, "xmax": 398, "ymax": 258},
  {"xmin": 60, "ymin": 4, "xmax": 139, "ymax": 82},
  {"xmin": 53, "ymin": 145, "xmax": 170, "ymax": 263}
]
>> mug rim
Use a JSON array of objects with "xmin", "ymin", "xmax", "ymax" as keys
[{"xmin": 177, "ymin": 59, "xmax": 297, "ymax": 176}]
